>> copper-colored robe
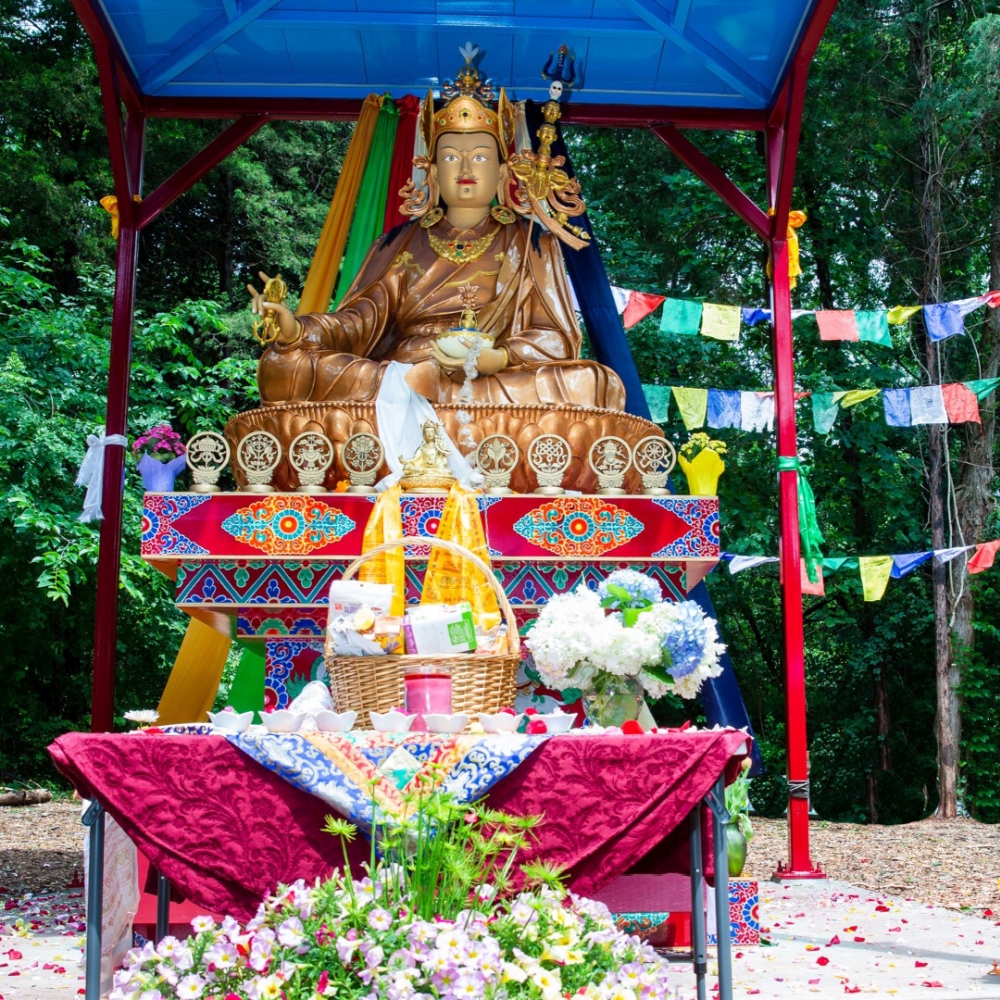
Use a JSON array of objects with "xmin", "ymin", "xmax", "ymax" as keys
[{"xmin": 258, "ymin": 215, "xmax": 626, "ymax": 410}]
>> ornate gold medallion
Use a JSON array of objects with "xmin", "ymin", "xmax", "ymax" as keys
[
  {"xmin": 420, "ymin": 207, "xmax": 444, "ymax": 228},
  {"xmin": 491, "ymin": 205, "xmax": 516, "ymax": 225},
  {"xmin": 427, "ymin": 226, "xmax": 501, "ymax": 265}
]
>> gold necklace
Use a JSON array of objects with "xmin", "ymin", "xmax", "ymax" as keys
[{"xmin": 427, "ymin": 225, "xmax": 501, "ymax": 265}]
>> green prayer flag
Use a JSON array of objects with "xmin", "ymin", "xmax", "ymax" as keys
[
  {"xmin": 812, "ymin": 392, "xmax": 841, "ymax": 434},
  {"xmin": 964, "ymin": 378, "xmax": 1000, "ymax": 401},
  {"xmin": 642, "ymin": 384, "xmax": 673, "ymax": 424},
  {"xmin": 659, "ymin": 297, "xmax": 703, "ymax": 336},
  {"xmin": 856, "ymin": 310, "xmax": 892, "ymax": 347},
  {"xmin": 822, "ymin": 557, "xmax": 859, "ymax": 572},
  {"xmin": 335, "ymin": 98, "xmax": 399, "ymax": 305}
]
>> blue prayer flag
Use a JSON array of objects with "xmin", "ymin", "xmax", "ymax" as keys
[
  {"xmin": 741, "ymin": 308, "xmax": 770, "ymax": 327},
  {"xmin": 883, "ymin": 388, "xmax": 912, "ymax": 427},
  {"xmin": 923, "ymin": 303, "xmax": 964, "ymax": 341},
  {"xmin": 707, "ymin": 389, "xmax": 742, "ymax": 429},
  {"xmin": 891, "ymin": 552, "xmax": 933, "ymax": 578}
]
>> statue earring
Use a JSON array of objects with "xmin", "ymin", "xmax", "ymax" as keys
[
  {"xmin": 491, "ymin": 205, "xmax": 516, "ymax": 225},
  {"xmin": 420, "ymin": 207, "xmax": 444, "ymax": 228}
]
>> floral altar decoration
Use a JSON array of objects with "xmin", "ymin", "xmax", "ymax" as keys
[
  {"xmin": 525, "ymin": 570, "xmax": 725, "ymax": 726},
  {"xmin": 133, "ymin": 423, "xmax": 188, "ymax": 492},
  {"xmin": 109, "ymin": 790, "xmax": 675, "ymax": 1000}
]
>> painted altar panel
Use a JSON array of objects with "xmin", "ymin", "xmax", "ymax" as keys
[{"xmin": 142, "ymin": 493, "xmax": 720, "ymax": 563}]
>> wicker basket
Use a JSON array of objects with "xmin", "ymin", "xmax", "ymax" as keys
[{"xmin": 325, "ymin": 535, "xmax": 520, "ymax": 728}]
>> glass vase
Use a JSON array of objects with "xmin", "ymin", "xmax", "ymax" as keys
[{"xmin": 582, "ymin": 674, "xmax": 645, "ymax": 728}]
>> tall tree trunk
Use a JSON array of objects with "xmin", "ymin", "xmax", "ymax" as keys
[
  {"xmin": 910, "ymin": 16, "xmax": 959, "ymax": 818},
  {"xmin": 951, "ymin": 137, "xmax": 1000, "ymax": 734}
]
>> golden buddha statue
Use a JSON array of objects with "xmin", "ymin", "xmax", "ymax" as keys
[
  {"xmin": 247, "ymin": 50, "xmax": 625, "ymax": 412},
  {"xmin": 399, "ymin": 419, "xmax": 456, "ymax": 493}
]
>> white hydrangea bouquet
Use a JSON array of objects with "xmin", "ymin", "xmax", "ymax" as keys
[{"xmin": 525, "ymin": 569, "xmax": 725, "ymax": 722}]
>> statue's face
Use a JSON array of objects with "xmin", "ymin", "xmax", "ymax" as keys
[
  {"xmin": 549, "ymin": 80, "xmax": 564, "ymax": 100},
  {"xmin": 434, "ymin": 132, "xmax": 502, "ymax": 212}
]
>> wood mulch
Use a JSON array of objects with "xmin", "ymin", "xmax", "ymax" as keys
[
  {"xmin": 1, "ymin": 802, "xmax": 998, "ymax": 914},
  {"xmin": 0, "ymin": 800, "xmax": 83, "ymax": 897},
  {"xmin": 746, "ymin": 816, "xmax": 1000, "ymax": 912}
]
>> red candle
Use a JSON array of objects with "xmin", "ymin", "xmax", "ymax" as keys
[{"xmin": 404, "ymin": 667, "xmax": 453, "ymax": 730}]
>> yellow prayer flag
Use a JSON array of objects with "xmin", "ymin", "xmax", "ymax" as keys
[
  {"xmin": 839, "ymin": 389, "xmax": 880, "ymax": 408},
  {"xmin": 886, "ymin": 305, "xmax": 922, "ymax": 325},
  {"xmin": 671, "ymin": 387, "xmax": 709, "ymax": 430},
  {"xmin": 859, "ymin": 555, "xmax": 894, "ymax": 601},
  {"xmin": 700, "ymin": 303, "xmax": 741, "ymax": 341}
]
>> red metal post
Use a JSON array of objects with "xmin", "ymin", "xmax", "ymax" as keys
[
  {"xmin": 90, "ymin": 112, "xmax": 145, "ymax": 733},
  {"xmin": 765, "ymin": 63, "xmax": 825, "ymax": 876},
  {"xmin": 769, "ymin": 238, "xmax": 822, "ymax": 878}
]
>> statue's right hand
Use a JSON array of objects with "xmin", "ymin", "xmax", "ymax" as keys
[{"xmin": 246, "ymin": 271, "xmax": 299, "ymax": 345}]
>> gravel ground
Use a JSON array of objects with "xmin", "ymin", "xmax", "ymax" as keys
[
  {"xmin": 746, "ymin": 816, "xmax": 1000, "ymax": 913},
  {"xmin": 1, "ymin": 802, "xmax": 998, "ymax": 915}
]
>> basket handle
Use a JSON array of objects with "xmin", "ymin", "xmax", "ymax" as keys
[{"xmin": 339, "ymin": 535, "xmax": 518, "ymax": 655}]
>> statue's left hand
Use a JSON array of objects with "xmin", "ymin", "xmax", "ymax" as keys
[{"xmin": 431, "ymin": 341, "xmax": 507, "ymax": 375}]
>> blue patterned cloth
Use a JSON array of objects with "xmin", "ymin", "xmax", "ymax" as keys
[{"xmin": 224, "ymin": 729, "xmax": 549, "ymax": 835}]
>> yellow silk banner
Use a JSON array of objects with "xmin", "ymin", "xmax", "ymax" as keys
[
  {"xmin": 357, "ymin": 484, "xmax": 406, "ymax": 617},
  {"xmin": 156, "ymin": 617, "xmax": 232, "ymax": 724},
  {"xmin": 859, "ymin": 555, "xmax": 894, "ymax": 601},
  {"xmin": 299, "ymin": 94, "xmax": 383, "ymax": 315},
  {"xmin": 421, "ymin": 484, "xmax": 501, "ymax": 630}
]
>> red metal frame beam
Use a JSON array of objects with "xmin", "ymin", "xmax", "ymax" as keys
[
  {"xmin": 137, "ymin": 116, "xmax": 267, "ymax": 230},
  {"xmin": 134, "ymin": 95, "xmax": 769, "ymax": 131},
  {"xmin": 91, "ymin": 110, "xmax": 145, "ymax": 734},
  {"xmin": 93, "ymin": 40, "xmax": 135, "ymax": 225},
  {"xmin": 651, "ymin": 125, "xmax": 769, "ymax": 239}
]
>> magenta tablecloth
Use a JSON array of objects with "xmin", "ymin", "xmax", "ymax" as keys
[{"xmin": 50, "ymin": 730, "xmax": 748, "ymax": 921}]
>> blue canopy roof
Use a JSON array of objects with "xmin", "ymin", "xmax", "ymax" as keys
[{"xmin": 90, "ymin": 0, "xmax": 821, "ymax": 112}]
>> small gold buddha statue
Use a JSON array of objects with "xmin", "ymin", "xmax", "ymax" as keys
[
  {"xmin": 399, "ymin": 419, "xmax": 456, "ymax": 493},
  {"xmin": 246, "ymin": 45, "xmax": 626, "ymax": 413}
]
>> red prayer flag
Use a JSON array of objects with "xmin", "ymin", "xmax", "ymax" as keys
[
  {"xmin": 968, "ymin": 539, "xmax": 1000, "ymax": 575},
  {"xmin": 816, "ymin": 310, "xmax": 860, "ymax": 341},
  {"xmin": 383, "ymin": 94, "xmax": 421, "ymax": 232},
  {"xmin": 801, "ymin": 559, "xmax": 825, "ymax": 596},
  {"xmin": 941, "ymin": 383, "xmax": 981, "ymax": 424},
  {"xmin": 622, "ymin": 291, "xmax": 666, "ymax": 329},
  {"xmin": 981, "ymin": 290, "xmax": 1000, "ymax": 308}
]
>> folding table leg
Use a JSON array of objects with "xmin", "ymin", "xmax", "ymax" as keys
[
  {"xmin": 82, "ymin": 800, "xmax": 105, "ymax": 1000},
  {"xmin": 689, "ymin": 805, "xmax": 707, "ymax": 1000},
  {"xmin": 156, "ymin": 870, "xmax": 171, "ymax": 942},
  {"xmin": 709, "ymin": 775, "xmax": 733, "ymax": 1000}
]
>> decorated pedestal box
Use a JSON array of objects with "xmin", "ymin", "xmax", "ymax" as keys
[
  {"xmin": 597, "ymin": 876, "xmax": 759, "ymax": 948},
  {"xmin": 140, "ymin": 492, "xmax": 720, "ymax": 709}
]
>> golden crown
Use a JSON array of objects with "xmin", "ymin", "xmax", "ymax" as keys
[{"xmin": 420, "ymin": 44, "xmax": 515, "ymax": 158}]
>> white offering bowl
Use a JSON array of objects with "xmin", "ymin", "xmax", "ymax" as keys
[
  {"xmin": 207, "ymin": 710, "xmax": 254, "ymax": 733},
  {"xmin": 370, "ymin": 710, "xmax": 416, "ymax": 733},
  {"xmin": 478, "ymin": 711, "xmax": 524, "ymax": 733},
  {"xmin": 538, "ymin": 711, "xmax": 575, "ymax": 734},
  {"xmin": 425, "ymin": 713, "xmax": 470, "ymax": 734},
  {"xmin": 315, "ymin": 710, "xmax": 358, "ymax": 733},
  {"xmin": 261, "ymin": 710, "xmax": 305, "ymax": 733}
]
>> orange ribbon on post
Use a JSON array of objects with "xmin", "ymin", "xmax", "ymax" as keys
[{"xmin": 767, "ymin": 208, "xmax": 807, "ymax": 289}]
